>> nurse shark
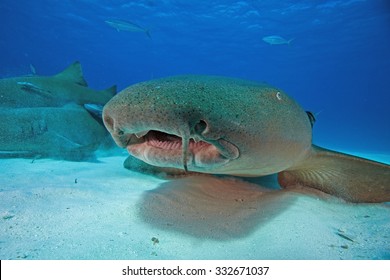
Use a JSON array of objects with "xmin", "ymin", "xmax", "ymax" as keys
[
  {"xmin": 102, "ymin": 75, "xmax": 390, "ymax": 203},
  {"xmin": 0, "ymin": 61, "xmax": 116, "ymax": 159}
]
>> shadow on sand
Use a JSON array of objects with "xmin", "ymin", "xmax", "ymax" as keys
[{"xmin": 138, "ymin": 175, "xmax": 300, "ymax": 240}]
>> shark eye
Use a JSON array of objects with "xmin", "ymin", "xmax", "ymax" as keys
[{"xmin": 276, "ymin": 91, "xmax": 282, "ymax": 101}]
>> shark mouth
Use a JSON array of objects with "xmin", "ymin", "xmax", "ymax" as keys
[{"xmin": 125, "ymin": 130, "xmax": 239, "ymax": 171}]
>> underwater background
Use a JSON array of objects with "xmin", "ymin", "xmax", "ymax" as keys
[
  {"xmin": 1, "ymin": 0, "xmax": 389, "ymax": 152},
  {"xmin": 1, "ymin": 0, "xmax": 390, "ymax": 260}
]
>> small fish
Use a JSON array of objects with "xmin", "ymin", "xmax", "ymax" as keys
[
  {"xmin": 84, "ymin": 104, "xmax": 103, "ymax": 118},
  {"xmin": 262, "ymin": 35, "xmax": 294, "ymax": 45},
  {"xmin": 105, "ymin": 19, "xmax": 151, "ymax": 38},
  {"xmin": 17, "ymin": 81, "xmax": 37, "ymax": 87},
  {"xmin": 17, "ymin": 81, "xmax": 52, "ymax": 98},
  {"xmin": 29, "ymin": 64, "xmax": 36, "ymax": 75},
  {"xmin": 84, "ymin": 104, "xmax": 104, "ymax": 124}
]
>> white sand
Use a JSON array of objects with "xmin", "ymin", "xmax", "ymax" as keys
[{"xmin": 0, "ymin": 150, "xmax": 389, "ymax": 260}]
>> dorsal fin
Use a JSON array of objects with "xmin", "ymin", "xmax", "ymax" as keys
[{"xmin": 54, "ymin": 61, "xmax": 88, "ymax": 87}]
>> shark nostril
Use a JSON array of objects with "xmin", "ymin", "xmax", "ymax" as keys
[
  {"xmin": 194, "ymin": 120, "xmax": 207, "ymax": 135},
  {"xmin": 103, "ymin": 113, "xmax": 125, "ymax": 136}
]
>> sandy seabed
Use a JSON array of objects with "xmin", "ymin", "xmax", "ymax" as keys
[{"xmin": 0, "ymin": 149, "xmax": 389, "ymax": 260}]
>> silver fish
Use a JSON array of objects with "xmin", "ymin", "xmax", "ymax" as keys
[
  {"xmin": 105, "ymin": 19, "xmax": 151, "ymax": 38},
  {"xmin": 17, "ymin": 81, "xmax": 52, "ymax": 98},
  {"xmin": 29, "ymin": 64, "xmax": 36, "ymax": 75},
  {"xmin": 262, "ymin": 35, "xmax": 294, "ymax": 45},
  {"xmin": 84, "ymin": 103, "xmax": 104, "ymax": 121}
]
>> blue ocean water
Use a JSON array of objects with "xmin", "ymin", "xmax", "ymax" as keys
[
  {"xmin": 1, "ymin": 0, "xmax": 389, "ymax": 153},
  {"xmin": 1, "ymin": 1, "xmax": 390, "ymax": 262}
]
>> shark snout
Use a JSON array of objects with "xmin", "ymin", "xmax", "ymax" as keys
[
  {"xmin": 104, "ymin": 91, "xmax": 208, "ymax": 133},
  {"xmin": 103, "ymin": 98, "xmax": 239, "ymax": 172},
  {"xmin": 102, "ymin": 110, "xmax": 131, "ymax": 148},
  {"xmin": 102, "ymin": 101, "xmax": 206, "ymax": 147}
]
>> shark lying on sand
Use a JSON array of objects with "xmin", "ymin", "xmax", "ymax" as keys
[
  {"xmin": 102, "ymin": 75, "xmax": 390, "ymax": 203},
  {"xmin": 0, "ymin": 61, "xmax": 117, "ymax": 160},
  {"xmin": 0, "ymin": 105, "xmax": 109, "ymax": 160},
  {"xmin": 0, "ymin": 61, "xmax": 116, "ymax": 108}
]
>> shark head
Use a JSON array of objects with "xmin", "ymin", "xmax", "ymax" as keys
[{"xmin": 103, "ymin": 75, "xmax": 312, "ymax": 176}]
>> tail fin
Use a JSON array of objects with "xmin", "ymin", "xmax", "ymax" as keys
[
  {"xmin": 278, "ymin": 145, "xmax": 390, "ymax": 203},
  {"xmin": 288, "ymin": 38, "xmax": 295, "ymax": 45}
]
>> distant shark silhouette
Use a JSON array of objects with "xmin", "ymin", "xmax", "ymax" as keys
[{"xmin": 0, "ymin": 61, "xmax": 116, "ymax": 160}]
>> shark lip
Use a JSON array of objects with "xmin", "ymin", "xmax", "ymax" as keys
[{"xmin": 125, "ymin": 130, "xmax": 239, "ymax": 171}]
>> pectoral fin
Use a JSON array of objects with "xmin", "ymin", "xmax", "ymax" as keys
[{"xmin": 278, "ymin": 145, "xmax": 390, "ymax": 203}]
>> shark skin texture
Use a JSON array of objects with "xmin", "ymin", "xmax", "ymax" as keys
[{"xmin": 102, "ymin": 75, "xmax": 390, "ymax": 203}]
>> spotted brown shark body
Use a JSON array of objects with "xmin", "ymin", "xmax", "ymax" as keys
[{"xmin": 103, "ymin": 75, "xmax": 390, "ymax": 202}]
